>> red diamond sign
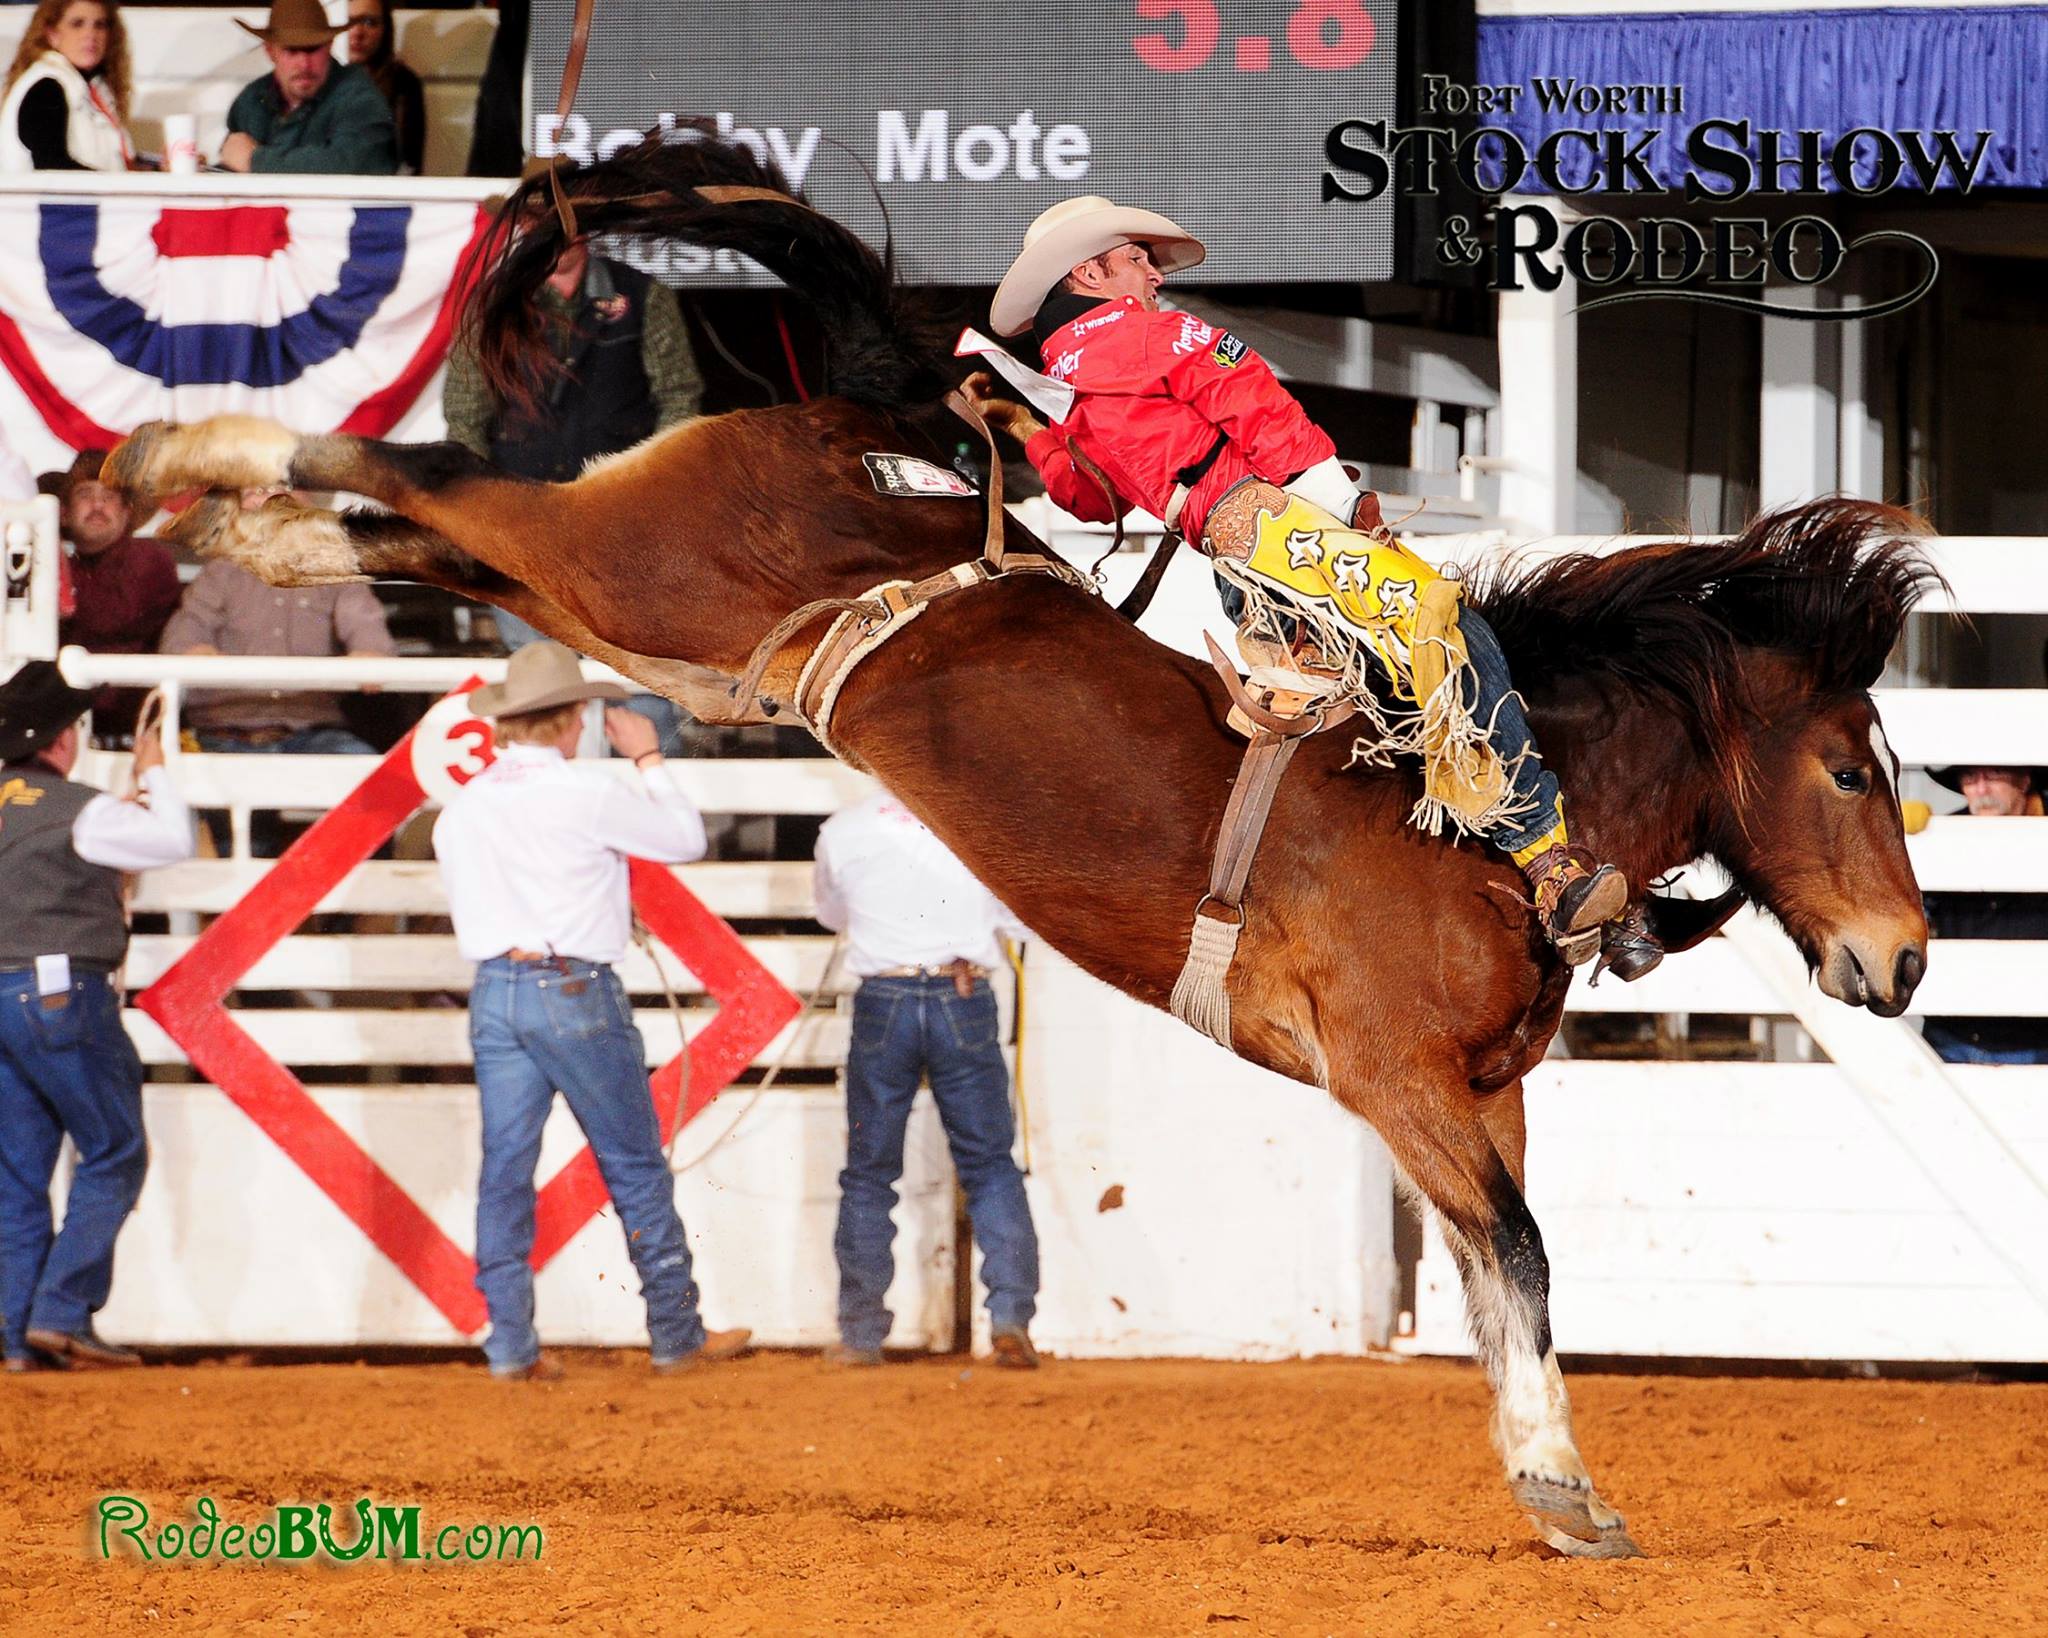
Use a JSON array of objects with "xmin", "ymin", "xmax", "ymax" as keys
[{"xmin": 137, "ymin": 685, "xmax": 802, "ymax": 1334}]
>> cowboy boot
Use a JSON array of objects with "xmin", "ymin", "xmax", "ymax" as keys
[
  {"xmin": 1227, "ymin": 631, "xmax": 1342, "ymax": 737},
  {"xmin": 1518, "ymin": 843, "xmax": 1630, "ymax": 964},
  {"xmin": 1593, "ymin": 902, "xmax": 1665, "ymax": 984}
]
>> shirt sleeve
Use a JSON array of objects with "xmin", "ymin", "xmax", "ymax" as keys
[
  {"xmin": 333, "ymin": 584, "xmax": 397, "ymax": 655},
  {"xmin": 1158, "ymin": 326, "xmax": 1336, "ymax": 484},
  {"xmin": 158, "ymin": 563, "xmax": 228, "ymax": 653},
  {"xmin": 811, "ymin": 840, "xmax": 848, "ymax": 933},
  {"xmin": 1023, "ymin": 425, "xmax": 1119, "ymax": 523},
  {"xmin": 70, "ymin": 768, "xmax": 196, "ymax": 871},
  {"xmin": 16, "ymin": 79, "xmax": 86, "ymax": 171},
  {"xmin": 589, "ymin": 764, "xmax": 707, "ymax": 864},
  {"xmin": 640, "ymin": 281, "xmax": 704, "ymax": 430},
  {"xmin": 440, "ymin": 338, "xmax": 493, "ymax": 458}
]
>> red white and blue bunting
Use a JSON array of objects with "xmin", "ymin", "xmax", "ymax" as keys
[{"xmin": 0, "ymin": 195, "xmax": 488, "ymax": 450}]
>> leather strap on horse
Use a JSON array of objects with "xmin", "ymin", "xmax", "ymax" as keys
[
  {"xmin": 542, "ymin": 0, "xmax": 598, "ymax": 240},
  {"xmin": 1169, "ymin": 648, "xmax": 1359, "ymax": 1049},
  {"xmin": 944, "ymin": 389, "xmax": 1009, "ymax": 569},
  {"xmin": 1169, "ymin": 731, "xmax": 1298, "ymax": 1050}
]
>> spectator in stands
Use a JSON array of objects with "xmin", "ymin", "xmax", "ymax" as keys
[
  {"xmin": 0, "ymin": 661, "xmax": 193, "ymax": 1372},
  {"xmin": 0, "ymin": 0, "xmax": 136, "ymax": 173},
  {"xmin": 55, "ymin": 450, "xmax": 179, "ymax": 742},
  {"xmin": 220, "ymin": 0, "xmax": 397, "ymax": 176},
  {"xmin": 813, "ymin": 790, "xmax": 1042, "ymax": 1369},
  {"xmin": 444, "ymin": 219, "xmax": 703, "ymax": 739},
  {"xmin": 159, "ymin": 545, "xmax": 393, "ymax": 757},
  {"xmin": 1921, "ymin": 761, "xmax": 2048, "ymax": 1065},
  {"xmin": 432, "ymin": 640, "xmax": 751, "ymax": 1380},
  {"xmin": 346, "ymin": 0, "xmax": 423, "ymax": 175}
]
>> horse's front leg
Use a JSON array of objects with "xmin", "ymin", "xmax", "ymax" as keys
[{"xmin": 1345, "ymin": 1064, "xmax": 1641, "ymax": 1557}]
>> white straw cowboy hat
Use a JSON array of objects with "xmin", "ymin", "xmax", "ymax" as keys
[
  {"xmin": 468, "ymin": 641, "xmax": 629, "ymax": 718},
  {"xmin": 990, "ymin": 196, "xmax": 1206, "ymax": 337},
  {"xmin": 236, "ymin": 0, "xmax": 348, "ymax": 48}
]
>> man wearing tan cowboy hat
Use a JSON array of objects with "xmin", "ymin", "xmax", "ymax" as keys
[
  {"xmin": 432, "ymin": 642, "xmax": 750, "ymax": 1379},
  {"xmin": 220, "ymin": 0, "xmax": 396, "ymax": 175},
  {"xmin": 963, "ymin": 196, "xmax": 1648, "ymax": 974}
]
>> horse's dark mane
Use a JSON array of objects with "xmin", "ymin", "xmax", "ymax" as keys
[
  {"xmin": 1469, "ymin": 499, "xmax": 1943, "ymax": 775},
  {"xmin": 469, "ymin": 131, "xmax": 952, "ymax": 413}
]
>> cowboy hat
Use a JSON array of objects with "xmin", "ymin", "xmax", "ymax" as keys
[
  {"xmin": 467, "ymin": 641, "xmax": 629, "ymax": 719},
  {"xmin": 990, "ymin": 196, "xmax": 1206, "ymax": 337},
  {"xmin": 1927, "ymin": 763, "xmax": 2047, "ymax": 796},
  {"xmin": 0, "ymin": 661, "xmax": 95, "ymax": 763},
  {"xmin": 236, "ymin": 0, "xmax": 347, "ymax": 49}
]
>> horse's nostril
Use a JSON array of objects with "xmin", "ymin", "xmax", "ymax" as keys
[{"xmin": 1896, "ymin": 944, "xmax": 1926, "ymax": 996}]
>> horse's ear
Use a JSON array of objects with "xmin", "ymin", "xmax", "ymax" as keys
[{"xmin": 1642, "ymin": 885, "xmax": 1745, "ymax": 954}]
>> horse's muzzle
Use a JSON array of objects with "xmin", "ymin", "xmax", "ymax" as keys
[{"xmin": 1821, "ymin": 939, "xmax": 1925, "ymax": 1017}]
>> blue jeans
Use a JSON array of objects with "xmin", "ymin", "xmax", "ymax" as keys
[
  {"xmin": 834, "ymin": 976, "xmax": 1038, "ymax": 1351},
  {"xmin": 1213, "ymin": 577, "xmax": 1562, "ymax": 855},
  {"xmin": 468, "ymin": 958, "xmax": 705, "ymax": 1371},
  {"xmin": 1923, "ymin": 1024, "xmax": 2048, "ymax": 1066},
  {"xmin": 0, "ymin": 971, "xmax": 148, "ymax": 1360}
]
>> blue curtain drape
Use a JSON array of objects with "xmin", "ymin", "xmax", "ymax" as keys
[{"xmin": 1476, "ymin": 6, "xmax": 2047, "ymax": 192}]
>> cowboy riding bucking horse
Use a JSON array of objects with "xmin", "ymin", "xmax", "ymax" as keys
[{"xmin": 964, "ymin": 195, "xmax": 1660, "ymax": 978}]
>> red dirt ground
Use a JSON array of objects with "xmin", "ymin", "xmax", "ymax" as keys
[{"xmin": 3, "ymin": 1352, "xmax": 2043, "ymax": 1634}]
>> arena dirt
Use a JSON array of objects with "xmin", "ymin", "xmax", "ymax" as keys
[{"xmin": 3, "ymin": 1352, "xmax": 2042, "ymax": 1634}]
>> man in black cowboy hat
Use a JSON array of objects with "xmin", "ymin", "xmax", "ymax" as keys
[
  {"xmin": 1919, "ymin": 760, "xmax": 2048, "ymax": 1065},
  {"xmin": 0, "ymin": 662, "xmax": 193, "ymax": 1372},
  {"xmin": 220, "ymin": 0, "xmax": 397, "ymax": 176}
]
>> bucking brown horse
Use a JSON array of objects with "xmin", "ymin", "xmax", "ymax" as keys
[{"xmin": 105, "ymin": 137, "xmax": 1940, "ymax": 1558}]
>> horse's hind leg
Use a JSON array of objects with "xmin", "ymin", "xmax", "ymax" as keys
[
  {"xmin": 161, "ymin": 489, "xmax": 771, "ymax": 724},
  {"xmin": 1349, "ymin": 1069, "xmax": 1640, "ymax": 1558},
  {"xmin": 108, "ymin": 420, "xmax": 546, "ymax": 587}
]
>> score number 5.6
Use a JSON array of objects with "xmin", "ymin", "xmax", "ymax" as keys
[{"xmin": 1133, "ymin": 0, "xmax": 1376, "ymax": 73}]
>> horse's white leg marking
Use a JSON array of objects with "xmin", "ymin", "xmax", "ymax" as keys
[{"xmin": 1441, "ymin": 1217, "xmax": 1624, "ymax": 1539}]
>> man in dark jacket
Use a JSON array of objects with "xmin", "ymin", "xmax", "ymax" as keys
[
  {"xmin": 442, "ymin": 228, "xmax": 703, "ymax": 741},
  {"xmin": 0, "ymin": 663, "xmax": 193, "ymax": 1371},
  {"xmin": 220, "ymin": 0, "xmax": 397, "ymax": 176}
]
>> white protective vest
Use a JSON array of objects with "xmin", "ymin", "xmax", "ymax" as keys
[{"xmin": 0, "ymin": 50, "xmax": 131, "ymax": 173}]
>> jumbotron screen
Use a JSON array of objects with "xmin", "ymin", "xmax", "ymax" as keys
[{"xmin": 529, "ymin": 0, "xmax": 1397, "ymax": 288}]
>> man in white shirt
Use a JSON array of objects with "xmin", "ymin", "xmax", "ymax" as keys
[
  {"xmin": 0, "ymin": 661, "xmax": 194, "ymax": 1372},
  {"xmin": 433, "ymin": 642, "xmax": 748, "ymax": 1380},
  {"xmin": 813, "ymin": 791, "xmax": 1042, "ymax": 1368}
]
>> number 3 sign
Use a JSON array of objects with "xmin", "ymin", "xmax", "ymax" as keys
[{"xmin": 408, "ymin": 689, "xmax": 498, "ymax": 807}]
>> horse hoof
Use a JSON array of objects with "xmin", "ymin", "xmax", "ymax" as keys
[
  {"xmin": 160, "ymin": 490, "xmax": 240, "ymax": 555},
  {"xmin": 1512, "ymin": 1476, "xmax": 1644, "ymax": 1559},
  {"xmin": 103, "ymin": 421, "xmax": 169, "ymax": 495}
]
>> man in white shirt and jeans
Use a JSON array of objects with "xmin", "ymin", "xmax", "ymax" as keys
[
  {"xmin": 0, "ymin": 662, "xmax": 194, "ymax": 1371},
  {"xmin": 434, "ymin": 642, "xmax": 749, "ymax": 1380},
  {"xmin": 814, "ymin": 791, "xmax": 1041, "ymax": 1368}
]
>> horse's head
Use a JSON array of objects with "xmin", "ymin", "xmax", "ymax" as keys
[
  {"xmin": 1713, "ymin": 674, "xmax": 1926, "ymax": 1016},
  {"xmin": 1477, "ymin": 498, "xmax": 1945, "ymax": 1017}
]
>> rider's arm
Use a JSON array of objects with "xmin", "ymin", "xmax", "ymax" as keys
[
  {"xmin": 1021, "ymin": 426, "xmax": 1119, "ymax": 524},
  {"xmin": 1157, "ymin": 325, "xmax": 1336, "ymax": 485}
]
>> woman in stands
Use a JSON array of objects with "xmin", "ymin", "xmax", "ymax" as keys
[
  {"xmin": 346, "ymin": 0, "xmax": 424, "ymax": 175},
  {"xmin": 0, "ymin": 0, "xmax": 135, "ymax": 172}
]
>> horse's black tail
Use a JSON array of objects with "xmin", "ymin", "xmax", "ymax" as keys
[{"xmin": 467, "ymin": 130, "xmax": 951, "ymax": 415}]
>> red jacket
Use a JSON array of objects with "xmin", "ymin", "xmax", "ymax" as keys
[{"xmin": 1022, "ymin": 297, "xmax": 1335, "ymax": 541}]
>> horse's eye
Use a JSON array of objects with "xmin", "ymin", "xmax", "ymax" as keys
[{"xmin": 1832, "ymin": 768, "xmax": 1870, "ymax": 794}]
